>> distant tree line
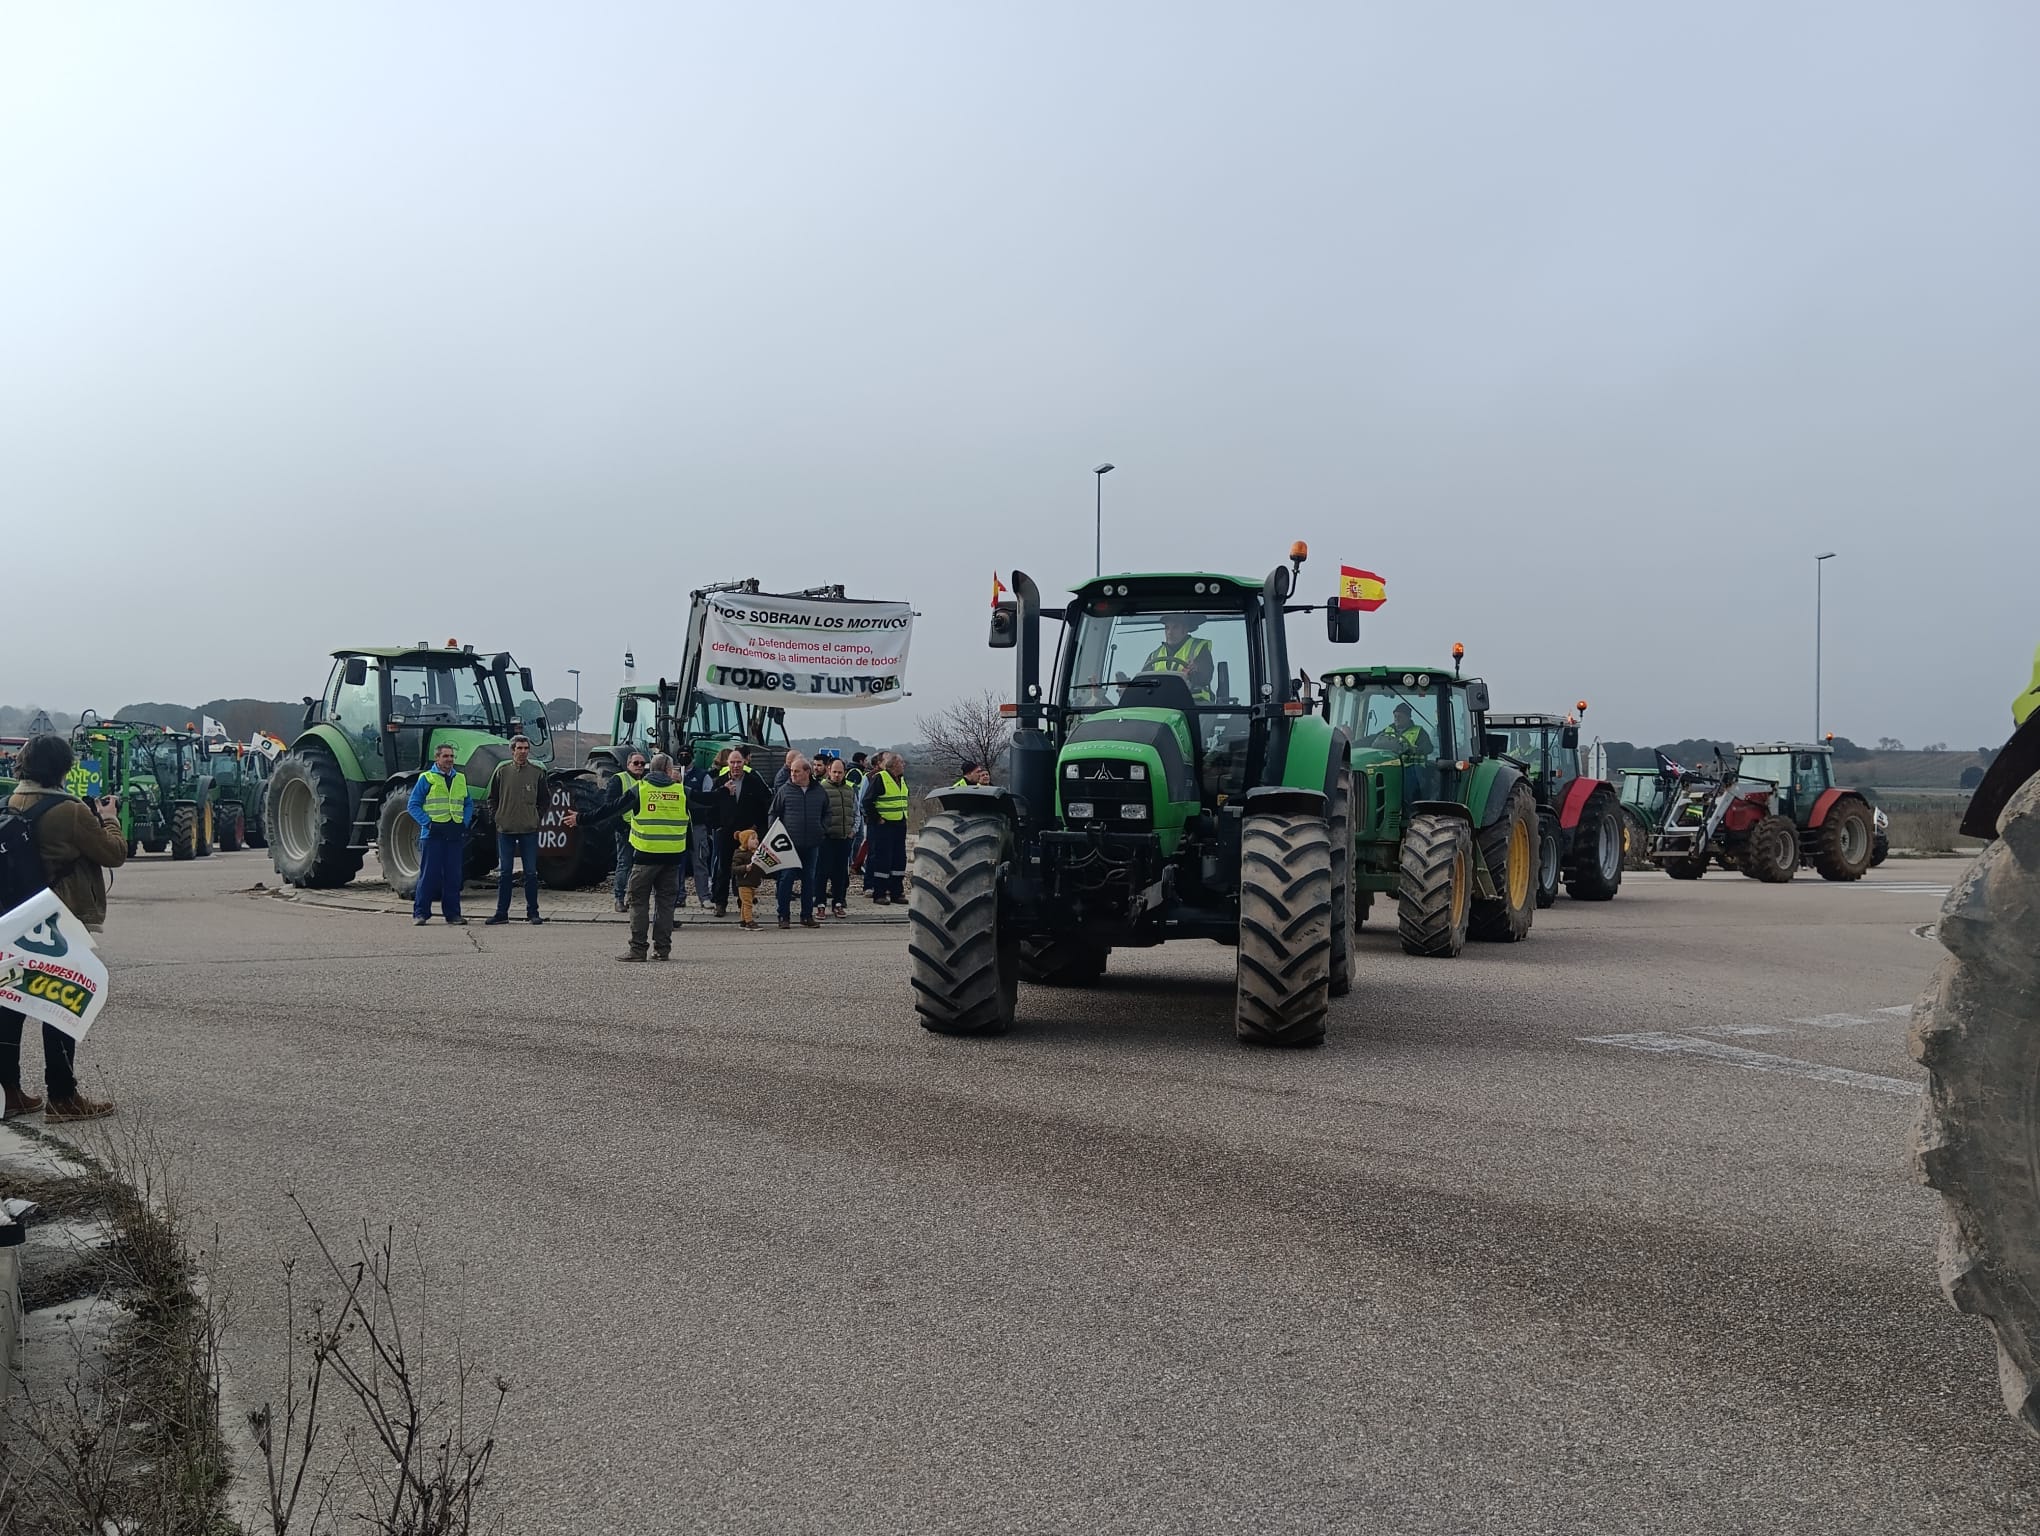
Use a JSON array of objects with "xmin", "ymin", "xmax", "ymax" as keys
[{"xmin": 112, "ymin": 699, "xmax": 304, "ymax": 741}]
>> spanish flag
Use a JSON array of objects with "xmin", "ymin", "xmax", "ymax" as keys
[
  {"xmin": 1338, "ymin": 566, "xmax": 1386, "ymax": 612},
  {"xmin": 991, "ymin": 572, "xmax": 1008, "ymax": 609}
]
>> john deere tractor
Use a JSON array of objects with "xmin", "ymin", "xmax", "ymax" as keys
[
  {"xmin": 68, "ymin": 716, "xmax": 215, "ymax": 859},
  {"xmin": 912, "ymin": 549, "xmax": 1359, "ymax": 1045},
  {"xmin": 265, "ymin": 643, "xmax": 612, "ymax": 896},
  {"xmin": 1319, "ymin": 657, "xmax": 1539, "ymax": 955},
  {"xmin": 1489, "ymin": 704, "xmax": 1624, "ymax": 907}
]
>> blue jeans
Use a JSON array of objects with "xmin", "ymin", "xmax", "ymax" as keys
[
  {"xmin": 775, "ymin": 845, "xmax": 821, "ymax": 922},
  {"xmin": 496, "ymin": 830, "xmax": 540, "ymax": 917},
  {"xmin": 414, "ymin": 825, "xmax": 465, "ymax": 919}
]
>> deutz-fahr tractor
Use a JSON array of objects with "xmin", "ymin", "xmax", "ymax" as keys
[
  {"xmin": 585, "ymin": 580, "xmax": 830, "ymax": 786},
  {"xmin": 1489, "ymin": 703, "xmax": 1624, "ymax": 907},
  {"xmin": 1319, "ymin": 655, "xmax": 1539, "ymax": 955},
  {"xmin": 68, "ymin": 716, "xmax": 216, "ymax": 859},
  {"xmin": 1646, "ymin": 741, "xmax": 1874, "ymax": 882},
  {"xmin": 205, "ymin": 744, "xmax": 271, "ymax": 851},
  {"xmin": 912, "ymin": 547, "xmax": 1360, "ymax": 1046},
  {"xmin": 264, "ymin": 643, "xmax": 612, "ymax": 897}
]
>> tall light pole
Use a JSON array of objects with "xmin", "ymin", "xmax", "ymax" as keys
[
  {"xmin": 1093, "ymin": 462, "xmax": 1115, "ymax": 577},
  {"xmin": 1814, "ymin": 552, "xmax": 1836, "ymax": 739},
  {"xmin": 567, "ymin": 667, "xmax": 581, "ymax": 768}
]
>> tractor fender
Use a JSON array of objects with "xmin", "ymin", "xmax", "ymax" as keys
[
  {"xmin": 1807, "ymin": 787, "xmax": 1864, "ymax": 829},
  {"xmin": 1556, "ymin": 776, "xmax": 1601, "ymax": 831},
  {"xmin": 925, "ymin": 784, "xmax": 1025, "ymax": 825},
  {"xmin": 1465, "ymin": 759, "xmax": 1526, "ymax": 828},
  {"xmin": 1275, "ymin": 715, "xmax": 1346, "ymax": 798},
  {"xmin": 291, "ymin": 723, "xmax": 370, "ymax": 784},
  {"xmin": 1244, "ymin": 785, "xmax": 1328, "ymax": 818},
  {"xmin": 1408, "ymin": 799, "xmax": 1473, "ymax": 824}
]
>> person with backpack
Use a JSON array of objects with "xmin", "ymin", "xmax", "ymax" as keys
[{"xmin": 2, "ymin": 733, "xmax": 124, "ymax": 1122}]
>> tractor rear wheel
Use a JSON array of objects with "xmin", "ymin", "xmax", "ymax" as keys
[
  {"xmin": 215, "ymin": 804, "xmax": 245, "ymax": 853},
  {"xmin": 194, "ymin": 800, "xmax": 213, "ymax": 858},
  {"xmin": 266, "ymin": 752, "xmax": 364, "ymax": 888},
  {"xmin": 1534, "ymin": 810, "xmax": 1562, "ymax": 909},
  {"xmin": 1911, "ymin": 772, "xmax": 2040, "ymax": 1435},
  {"xmin": 1470, "ymin": 782, "xmax": 1537, "ymax": 942},
  {"xmin": 1620, "ymin": 807, "xmax": 1655, "ymax": 871},
  {"xmin": 1329, "ymin": 768, "xmax": 1354, "ymax": 997},
  {"xmin": 168, "ymin": 803, "xmax": 198, "ymax": 861},
  {"xmin": 909, "ymin": 813, "xmax": 1019, "ymax": 1036},
  {"xmin": 1235, "ymin": 812, "xmax": 1333, "ymax": 1045},
  {"xmin": 378, "ymin": 790, "xmax": 424, "ymax": 900},
  {"xmin": 1398, "ymin": 813, "xmax": 1473, "ymax": 957},
  {"xmin": 1742, "ymin": 814, "xmax": 1799, "ymax": 883},
  {"xmin": 1020, "ymin": 940, "xmax": 1109, "ymax": 986},
  {"xmin": 1814, "ymin": 797, "xmax": 1874, "ymax": 882},
  {"xmin": 1565, "ymin": 791, "xmax": 1624, "ymax": 902}
]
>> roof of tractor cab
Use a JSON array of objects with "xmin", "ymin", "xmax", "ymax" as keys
[
  {"xmin": 1322, "ymin": 665, "xmax": 1466, "ymax": 683},
  {"xmin": 1072, "ymin": 572, "xmax": 1263, "ymax": 596},
  {"xmin": 1738, "ymin": 741, "xmax": 1830, "ymax": 754},
  {"xmin": 1493, "ymin": 712, "xmax": 1564, "ymax": 727},
  {"xmin": 330, "ymin": 646, "xmax": 505, "ymax": 662}
]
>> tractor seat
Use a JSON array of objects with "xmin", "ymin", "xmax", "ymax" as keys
[{"xmin": 1118, "ymin": 671, "xmax": 1200, "ymax": 718}]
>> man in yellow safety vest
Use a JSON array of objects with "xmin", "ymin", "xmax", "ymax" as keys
[
  {"xmin": 405, "ymin": 742, "xmax": 472, "ymax": 925},
  {"xmin": 578, "ymin": 751, "xmax": 688, "ymax": 960},
  {"xmin": 1142, "ymin": 618, "xmax": 1216, "ymax": 702},
  {"xmin": 862, "ymin": 753, "xmax": 911, "ymax": 904}
]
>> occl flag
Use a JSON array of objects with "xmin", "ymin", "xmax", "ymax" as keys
[
  {"xmin": 0, "ymin": 889, "xmax": 108, "ymax": 1042},
  {"xmin": 1338, "ymin": 566, "xmax": 1387, "ymax": 612}
]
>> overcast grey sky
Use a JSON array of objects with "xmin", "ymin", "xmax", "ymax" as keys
[{"xmin": 6, "ymin": 3, "xmax": 2034, "ymax": 749}]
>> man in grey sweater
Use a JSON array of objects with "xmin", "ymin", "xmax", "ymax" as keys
[{"xmin": 486, "ymin": 735, "xmax": 549, "ymax": 925}]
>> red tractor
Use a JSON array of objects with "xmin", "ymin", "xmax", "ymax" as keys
[
  {"xmin": 1489, "ymin": 702, "xmax": 1625, "ymax": 906},
  {"xmin": 1648, "ymin": 741, "xmax": 1875, "ymax": 882}
]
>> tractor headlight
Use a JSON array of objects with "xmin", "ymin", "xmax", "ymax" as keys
[
  {"xmin": 1066, "ymin": 801, "xmax": 1095, "ymax": 819},
  {"xmin": 1065, "ymin": 763, "xmax": 1080, "ymax": 779},
  {"xmin": 1120, "ymin": 803, "xmax": 1150, "ymax": 821},
  {"xmin": 1128, "ymin": 764, "xmax": 1146, "ymax": 781}
]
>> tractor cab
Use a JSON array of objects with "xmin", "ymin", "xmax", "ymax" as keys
[
  {"xmin": 1321, "ymin": 663, "xmax": 1493, "ymax": 814},
  {"xmin": 1731, "ymin": 743, "xmax": 1833, "ymax": 821},
  {"xmin": 1491, "ymin": 713, "xmax": 1583, "ymax": 795},
  {"xmin": 312, "ymin": 643, "xmax": 553, "ymax": 779}
]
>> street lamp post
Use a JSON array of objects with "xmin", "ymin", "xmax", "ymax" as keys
[
  {"xmin": 567, "ymin": 667, "xmax": 581, "ymax": 768},
  {"xmin": 1815, "ymin": 552, "xmax": 1836, "ymax": 739},
  {"xmin": 1093, "ymin": 462, "xmax": 1115, "ymax": 577}
]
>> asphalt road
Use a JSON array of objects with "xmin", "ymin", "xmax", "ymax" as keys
[{"xmin": 18, "ymin": 851, "xmax": 2037, "ymax": 1533}]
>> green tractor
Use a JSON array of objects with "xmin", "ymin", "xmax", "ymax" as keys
[
  {"xmin": 1618, "ymin": 768, "xmax": 1672, "ymax": 869},
  {"xmin": 911, "ymin": 549, "xmax": 1361, "ymax": 1046},
  {"xmin": 1319, "ymin": 657, "xmax": 1540, "ymax": 955},
  {"xmin": 67, "ymin": 716, "xmax": 216, "ymax": 859},
  {"xmin": 264, "ymin": 643, "xmax": 612, "ymax": 897},
  {"xmin": 1487, "ymin": 704, "xmax": 1625, "ymax": 906},
  {"xmin": 204, "ymin": 743, "xmax": 272, "ymax": 851}
]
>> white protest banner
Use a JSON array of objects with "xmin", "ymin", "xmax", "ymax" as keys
[
  {"xmin": 699, "ymin": 592, "xmax": 912, "ymax": 709},
  {"xmin": 0, "ymin": 889, "xmax": 108, "ymax": 1043},
  {"xmin": 751, "ymin": 819, "xmax": 797, "ymax": 876}
]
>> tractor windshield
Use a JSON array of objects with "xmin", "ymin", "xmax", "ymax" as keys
[
  {"xmin": 614, "ymin": 693, "xmax": 660, "ymax": 753},
  {"xmin": 1327, "ymin": 682, "xmax": 1461, "ymax": 762},
  {"xmin": 388, "ymin": 662, "xmax": 500, "ymax": 730},
  {"xmin": 1064, "ymin": 606, "xmax": 1253, "ymax": 711},
  {"xmin": 1732, "ymin": 752, "xmax": 1792, "ymax": 789}
]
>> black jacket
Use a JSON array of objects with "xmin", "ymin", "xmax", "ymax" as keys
[
  {"xmin": 582, "ymin": 771, "xmax": 687, "ymax": 864},
  {"xmin": 717, "ymin": 767, "xmax": 772, "ymax": 838},
  {"xmin": 770, "ymin": 780, "xmax": 830, "ymax": 851}
]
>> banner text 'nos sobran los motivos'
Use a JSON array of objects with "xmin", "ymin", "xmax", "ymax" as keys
[{"xmin": 699, "ymin": 593, "xmax": 913, "ymax": 710}]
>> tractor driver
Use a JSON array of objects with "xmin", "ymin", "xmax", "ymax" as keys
[
  {"xmin": 1140, "ymin": 618, "xmax": 1216, "ymax": 703},
  {"xmin": 1373, "ymin": 701, "xmax": 1436, "ymax": 762}
]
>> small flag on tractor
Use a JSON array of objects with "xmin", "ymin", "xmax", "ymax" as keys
[
  {"xmin": 991, "ymin": 572, "xmax": 1007, "ymax": 609},
  {"xmin": 1338, "ymin": 566, "xmax": 1387, "ymax": 611}
]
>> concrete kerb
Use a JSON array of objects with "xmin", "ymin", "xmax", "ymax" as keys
[{"xmin": 251, "ymin": 882, "xmax": 911, "ymax": 925}]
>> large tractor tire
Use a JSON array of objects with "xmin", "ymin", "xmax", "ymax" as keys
[
  {"xmin": 215, "ymin": 804, "xmax": 245, "ymax": 853},
  {"xmin": 1534, "ymin": 810, "xmax": 1563, "ymax": 910},
  {"xmin": 246, "ymin": 807, "xmax": 267, "ymax": 849},
  {"xmin": 1813, "ymin": 796, "xmax": 1874, "ymax": 882},
  {"xmin": 142, "ymin": 837, "xmax": 167, "ymax": 855},
  {"xmin": 168, "ymin": 802, "xmax": 199, "ymax": 861},
  {"xmin": 1328, "ymin": 768, "xmax": 1354, "ymax": 998},
  {"xmin": 194, "ymin": 799, "xmax": 213, "ymax": 858},
  {"xmin": 1235, "ymin": 812, "xmax": 1333, "ymax": 1046},
  {"xmin": 1469, "ymin": 782, "xmax": 1537, "ymax": 943},
  {"xmin": 378, "ymin": 790, "xmax": 425, "ymax": 901},
  {"xmin": 1911, "ymin": 772, "xmax": 2040, "ymax": 1436},
  {"xmin": 1019, "ymin": 939, "xmax": 1109, "ymax": 986},
  {"xmin": 1565, "ymin": 791, "xmax": 1625, "ymax": 902},
  {"xmin": 1620, "ymin": 807, "xmax": 1655, "ymax": 871},
  {"xmin": 1398, "ymin": 812, "xmax": 1473, "ymax": 957},
  {"xmin": 909, "ymin": 813, "xmax": 1019, "ymax": 1036},
  {"xmin": 267, "ymin": 752, "xmax": 364, "ymax": 889},
  {"xmin": 1665, "ymin": 851, "xmax": 1708, "ymax": 879},
  {"xmin": 1741, "ymin": 814, "xmax": 1799, "ymax": 883}
]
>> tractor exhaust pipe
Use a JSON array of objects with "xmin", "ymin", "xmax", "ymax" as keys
[{"xmin": 1006, "ymin": 570, "xmax": 1053, "ymax": 827}]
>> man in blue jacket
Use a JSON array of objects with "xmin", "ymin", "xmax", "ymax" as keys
[{"xmin": 407, "ymin": 743, "xmax": 472, "ymax": 925}]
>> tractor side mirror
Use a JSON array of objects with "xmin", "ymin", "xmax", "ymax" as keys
[
  {"xmin": 519, "ymin": 667, "xmax": 535, "ymax": 692},
  {"xmin": 1326, "ymin": 604, "xmax": 1361, "ymax": 644},
  {"xmin": 343, "ymin": 657, "xmax": 368, "ymax": 688},
  {"xmin": 1483, "ymin": 732, "xmax": 1509, "ymax": 759},
  {"xmin": 1561, "ymin": 725, "xmax": 1580, "ymax": 750},
  {"xmin": 989, "ymin": 598, "xmax": 1018, "ymax": 649},
  {"xmin": 620, "ymin": 697, "xmax": 638, "ymax": 725},
  {"xmin": 301, "ymin": 695, "xmax": 317, "ymax": 728},
  {"xmin": 1464, "ymin": 680, "xmax": 1490, "ymax": 713},
  {"xmin": 1215, "ymin": 660, "xmax": 1232, "ymax": 704}
]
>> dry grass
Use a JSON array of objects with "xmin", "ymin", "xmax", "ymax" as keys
[{"xmin": 1882, "ymin": 805, "xmax": 1982, "ymax": 854}]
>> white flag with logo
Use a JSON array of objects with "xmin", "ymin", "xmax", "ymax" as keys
[
  {"xmin": 0, "ymin": 889, "xmax": 109, "ymax": 1042},
  {"xmin": 201, "ymin": 715, "xmax": 228, "ymax": 745},
  {"xmin": 751, "ymin": 819, "xmax": 798, "ymax": 876}
]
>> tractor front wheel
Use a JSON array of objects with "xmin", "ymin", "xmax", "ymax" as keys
[
  {"xmin": 1741, "ymin": 814, "xmax": 1800, "ymax": 882},
  {"xmin": 1565, "ymin": 792, "xmax": 1624, "ymax": 902},
  {"xmin": 168, "ymin": 802, "xmax": 198, "ymax": 861},
  {"xmin": 377, "ymin": 790, "xmax": 424, "ymax": 900},
  {"xmin": 215, "ymin": 804, "xmax": 245, "ymax": 853},
  {"xmin": 1814, "ymin": 798, "xmax": 1874, "ymax": 882},
  {"xmin": 1328, "ymin": 768, "xmax": 1354, "ymax": 997},
  {"xmin": 1470, "ymin": 782, "xmax": 1537, "ymax": 942},
  {"xmin": 266, "ymin": 752, "xmax": 364, "ymax": 888},
  {"xmin": 1398, "ymin": 813, "xmax": 1473, "ymax": 957},
  {"xmin": 1620, "ymin": 808, "xmax": 1655, "ymax": 871},
  {"xmin": 1235, "ymin": 812, "xmax": 1333, "ymax": 1045},
  {"xmin": 1020, "ymin": 940, "xmax": 1109, "ymax": 986},
  {"xmin": 909, "ymin": 813, "xmax": 1019, "ymax": 1036},
  {"xmin": 1534, "ymin": 810, "xmax": 1563, "ymax": 909},
  {"xmin": 195, "ymin": 799, "xmax": 213, "ymax": 858}
]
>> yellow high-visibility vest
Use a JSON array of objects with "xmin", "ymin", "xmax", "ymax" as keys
[
  {"xmin": 629, "ymin": 780, "xmax": 690, "ymax": 855},
  {"xmin": 875, "ymin": 771, "xmax": 908, "ymax": 821},
  {"xmin": 2016, "ymin": 643, "xmax": 2040, "ymax": 728},
  {"xmin": 616, "ymin": 770, "xmax": 644, "ymax": 826},
  {"xmin": 421, "ymin": 770, "xmax": 468, "ymax": 824}
]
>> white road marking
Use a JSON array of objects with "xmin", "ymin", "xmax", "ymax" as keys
[
  {"xmin": 1581, "ymin": 1032, "xmax": 1922, "ymax": 1095},
  {"xmin": 1854, "ymin": 883, "xmax": 1950, "ymax": 895}
]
